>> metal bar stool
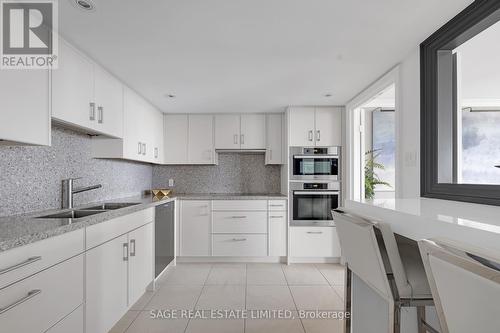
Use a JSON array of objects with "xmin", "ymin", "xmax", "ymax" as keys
[
  {"xmin": 418, "ymin": 239, "xmax": 500, "ymax": 333},
  {"xmin": 333, "ymin": 209, "xmax": 439, "ymax": 333}
]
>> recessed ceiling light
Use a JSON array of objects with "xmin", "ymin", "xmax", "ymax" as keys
[
  {"xmin": 72, "ymin": 0, "xmax": 95, "ymax": 11},
  {"xmin": 165, "ymin": 94, "xmax": 176, "ymax": 99},
  {"xmin": 324, "ymin": 94, "xmax": 333, "ymax": 97}
]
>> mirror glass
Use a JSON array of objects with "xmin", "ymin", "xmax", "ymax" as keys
[{"xmin": 437, "ymin": 12, "xmax": 500, "ymax": 184}]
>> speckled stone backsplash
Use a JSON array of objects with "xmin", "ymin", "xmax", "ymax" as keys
[
  {"xmin": 0, "ymin": 126, "xmax": 152, "ymax": 217},
  {"xmin": 152, "ymin": 153, "xmax": 281, "ymax": 194}
]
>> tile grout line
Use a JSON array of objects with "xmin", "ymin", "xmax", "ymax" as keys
[
  {"xmin": 244, "ymin": 263, "xmax": 248, "ymax": 333},
  {"xmin": 182, "ymin": 264, "xmax": 214, "ymax": 333},
  {"xmin": 281, "ymin": 264, "xmax": 307, "ymax": 333},
  {"xmin": 121, "ymin": 310, "xmax": 142, "ymax": 333}
]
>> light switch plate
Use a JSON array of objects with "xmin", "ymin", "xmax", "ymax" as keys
[{"xmin": 168, "ymin": 178, "xmax": 174, "ymax": 187}]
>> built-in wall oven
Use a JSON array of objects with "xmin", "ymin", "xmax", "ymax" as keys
[
  {"xmin": 290, "ymin": 181, "xmax": 340, "ymax": 226},
  {"xmin": 290, "ymin": 147, "xmax": 340, "ymax": 181}
]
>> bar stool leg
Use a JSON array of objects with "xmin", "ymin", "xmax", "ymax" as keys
[
  {"xmin": 344, "ymin": 265, "xmax": 352, "ymax": 333},
  {"xmin": 417, "ymin": 306, "xmax": 426, "ymax": 333},
  {"xmin": 393, "ymin": 304, "xmax": 401, "ymax": 333}
]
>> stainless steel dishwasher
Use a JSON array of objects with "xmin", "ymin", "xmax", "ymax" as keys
[{"xmin": 155, "ymin": 201, "xmax": 175, "ymax": 279}]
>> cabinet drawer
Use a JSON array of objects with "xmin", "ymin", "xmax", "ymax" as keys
[
  {"xmin": 268, "ymin": 200, "xmax": 287, "ymax": 211},
  {"xmin": 0, "ymin": 230, "xmax": 84, "ymax": 289},
  {"xmin": 212, "ymin": 234, "xmax": 267, "ymax": 257},
  {"xmin": 290, "ymin": 227, "xmax": 341, "ymax": 258},
  {"xmin": 46, "ymin": 305, "xmax": 83, "ymax": 333},
  {"xmin": 0, "ymin": 254, "xmax": 83, "ymax": 333},
  {"xmin": 86, "ymin": 208, "xmax": 154, "ymax": 249},
  {"xmin": 212, "ymin": 211, "xmax": 267, "ymax": 234},
  {"xmin": 212, "ymin": 200, "xmax": 267, "ymax": 211}
]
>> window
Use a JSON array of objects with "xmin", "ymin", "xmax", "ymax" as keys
[{"xmin": 421, "ymin": 0, "xmax": 500, "ymax": 205}]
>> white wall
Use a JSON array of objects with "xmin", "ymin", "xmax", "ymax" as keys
[{"xmin": 398, "ymin": 48, "xmax": 421, "ymax": 198}]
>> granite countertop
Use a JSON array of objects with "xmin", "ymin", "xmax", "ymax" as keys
[{"xmin": 0, "ymin": 193, "xmax": 287, "ymax": 253}]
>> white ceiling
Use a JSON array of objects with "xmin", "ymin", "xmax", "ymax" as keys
[{"xmin": 58, "ymin": 0, "xmax": 473, "ymax": 113}]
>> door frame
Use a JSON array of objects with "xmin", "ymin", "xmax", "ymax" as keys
[{"xmin": 345, "ymin": 66, "xmax": 401, "ymax": 201}]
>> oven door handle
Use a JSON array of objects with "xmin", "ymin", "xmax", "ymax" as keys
[
  {"xmin": 293, "ymin": 155, "xmax": 338, "ymax": 159},
  {"xmin": 294, "ymin": 191, "xmax": 340, "ymax": 195}
]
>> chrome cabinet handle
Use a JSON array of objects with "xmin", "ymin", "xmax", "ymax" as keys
[
  {"xmin": 307, "ymin": 231, "xmax": 323, "ymax": 234},
  {"xmin": 98, "ymin": 106, "xmax": 103, "ymax": 124},
  {"xmin": 232, "ymin": 238, "xmax": 247, "ymax": 242},
  {"xmin": 89, "ymin": 102, "xmax": 96, "ymax": 121},
  {"xmin": 154, "ymin": 147, "xmax": 158, "ymax": 159},
  {"xmin": 0, "ymin": 256, "xmax": 42, "ymax": 275},
  {"xmin": 308, "ymin": 130, "xmax": 313, "ymax": 142},
  {"xmin": 0, "ymin": 289, "xmax": 41, "ymax": 315},
  {"xmin": 269, "ymin": 204, "xmax": 284, "ymax": 207},
  {"xmin": 240, "ymin": 134, "xmax": 245, "ymax": 145},
  {"xmin": 316, "ymin": 130, "xmax": 320, "ymax": 141},
  {"xmin": 142, "ymin": 143, "xmax": 146, "ymax": 156},
  {"xmin": 130, "ymin": 239, "xmax": 136, "ymax": 257},
  {"xmin": 123, "ymin": 243, "xmax": 129, "ymax": 261},
  {"xmin": 230, "ymin": 216, "xmax": 247, "ymax": 219},
  {"xmin": 233, "ymin": 134, "xmax": 238, "ymax": 145},
  {"xmin": 138, "ymin": 142, "xmax": 142, "ymax": 155},
  {"xmin": 270, "ymin": 215, "xmax": 284, "ymax": 218}
]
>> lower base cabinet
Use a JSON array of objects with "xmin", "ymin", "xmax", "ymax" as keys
[
  {"xmin": 290, "ymin": 227, "xmax": 341, "ymax": 258},
  {"xmin": 0, "ymin": 254, "xmax": 83, "ymax": 333},
  {"xmin": 212, "ymin": 234, "xmax": 268, "ymax": 256},
  {"xmin": 128, "ymin": 223, "xmax": 154, "ymax": 306},
  {"xmin": 86, "ymin": 234, "xmax": 129, "ymax": 333},
  {"xmin": 269, "ymin": 213, "xmax": 287, "ymax": 256}
]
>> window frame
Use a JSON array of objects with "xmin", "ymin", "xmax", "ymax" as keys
[{"xmin": 421, "ymin": 0, "xmax": 500, "ymax": 205}]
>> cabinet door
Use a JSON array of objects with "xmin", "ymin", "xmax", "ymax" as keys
[
  {"xmin": 288, "ymin": 107, "xmax": 315, "ymax": 147},
  {"xmin": 269, "ymin": 213, "xmax": 287, "ymax": 256},
  {"xmin": 52, "ymin": 39, "xmax": 94, "ymax": 130},
  {"xmin": 188, "ymin": 115, "xmax": 215, "ymax": 164},
  {"xmin": 314, "ymin": 107, "xmax": 342, "ymax": 147},
  {"xmin": 151, "ymin": 109, "xmax": 164, "ymax": 164},
  {"xmin": 123, "ymin": 87, "xmax": 145, "ymax": 161},
  {"xmin": 128, "ymin": 223, "xmax": 154, "ymax": 307},
  {"xmin": 265, "ymin": 113, "xmax": 283, "ymax": 164},
  {"xmin": 86, "ymin": 235, "xmax": 128, "ymax": 333},
  {"xmin": 0, "ymin": 68, "xmax": 50, "ymax": 145},
  {"xmin": 180, "ymin": 201, "xmax": 211, "ymax": 256},
  {"xmin": 164, "ymin": 114, "xmax": 188, "ymax": 164},
  {"xmin": 241, "ymin": 114, "xmax": 266, "ymax": 149},
  {"xmin": 94, "ymin": 67, "xmax": 124, "ymax": 138},
  {"xmin": 214, "ymin": 114, "xmax": 240, "ymax": 149}
]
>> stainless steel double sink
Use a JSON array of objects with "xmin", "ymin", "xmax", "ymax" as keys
[{"xmin": 37, "ymin": 202, "xmax": 140, "ymax": 219}]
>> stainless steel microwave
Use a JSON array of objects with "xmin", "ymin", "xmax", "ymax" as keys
[{"xmin": 290, "ymin": 147, "xmax": 340, "ymax": 181}]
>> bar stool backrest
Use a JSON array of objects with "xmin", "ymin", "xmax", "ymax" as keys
[{"xmin": 419, "ymin": 239, "xmax": 500, "ymax": 333}]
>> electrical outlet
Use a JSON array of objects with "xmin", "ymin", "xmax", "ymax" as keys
[{"xmin": 168, "ymin": 178, "xmax": 174, "ymax": 187}]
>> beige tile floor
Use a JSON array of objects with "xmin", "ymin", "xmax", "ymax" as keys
[{"xmin": 109, "ymin": 263, "xmax": 346, "ymax": 333}]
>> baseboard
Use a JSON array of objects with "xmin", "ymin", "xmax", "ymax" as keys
[
  {"xmin": 176, "ymin": 256, "xmax": 287, "ymax": 263},
  {"xmin": 287, "ymin": 257, "xmax": 341, "ymax": 264}
]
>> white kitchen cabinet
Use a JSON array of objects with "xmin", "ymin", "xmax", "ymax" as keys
[
  {"xmin": 290, "ymin": 227, "xmax": 341, "ymax": 258},
  {"xmin": 52, "ymin": 39, "xmax": 94, "ymax": 131},
  {"xmin": 315, "ymin": 107, "xmax": 342, "ymax": 147},
  {"xmin": 46, "ymin": 306, "xmax": 83, "ymax": 333},
  {"xmin": 240, "ymin": 114, "xmax": 266, "ymax": 149},
  {"xmin": 288, "ymin": 106, "xmax": 342, "ymax": 147},
  {"xmin": 164, "ymin": 114, "xmax": 188, "ymax": 164},
  {"xmin": 188, "ymin": 114, "xmax": 215, "ymax": 164},
  {"xmin": 288, "ymin": 107, "xmax": 315, "ymax": 147},
  {"xmin": 214, "ymin": 114, "xmax": 266, "ymax": 150},
  {"xmin": 266, "ymin": 113, "xmax": 283, "ymax": 164},
  {"xmin": 214, "ymin": 114, "xmax": 240, "ymax": 149},
  {"xmin": 268, "ymin": 208, "xmax": 287, "ymax": 257},
  {"xmin": 128, "ymin": 223, "xmax": 154, "ymax": 307},
  {"xmin": 180, "ymin": 201, "xmax": 211, "ymax": 256},
  {"xmin": 0, "ymin": 254, "xmax": 83, "ymax": 333},
  {"xmin": 151, "ymin": 109, "xmax": 164, "ymax": 163},
  {"xmin": 0, "ymin": 67, "xmax": 50, "ymax": 146},
  {"xmin": 94, "ymin": 67, "xmax": 124, "ymax": 138},
  {"xmin": 212, "ymin": 234, "xmax": 268, "ymax": 257},
  {"xmin": 85, "ymin": 234, "xmax": 128, "ymax": 333}
]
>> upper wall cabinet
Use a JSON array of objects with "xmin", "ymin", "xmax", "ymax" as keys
[
  {"xmin": 288, "ymin": 106, "xmax": 342, "ymax": 147},
  {"xmin": 52, "ymin": 39, "xmax": 123, "ymax": 138},
  {"xmin": 266, "ymin": 113, "xmax": 283, "ymax": 165},
  {"xmin": 214, "ymin": 114, "xmax": 265, "ymax": 150},
  {"xmin": 91, "ymin": 87, "xmax": 164, "ymax": 164},
  {"xmin": 163, "ymin": 114, "xmax": 215, "ymax": 164},
  {"xmin": 0, "ymin": 67, "xmax": 51, "ymax": 146}
]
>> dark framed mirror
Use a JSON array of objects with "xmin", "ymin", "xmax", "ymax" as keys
[{"xmin": 421, "ymin": 0, "xmax": 500, "ymax": 205}]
